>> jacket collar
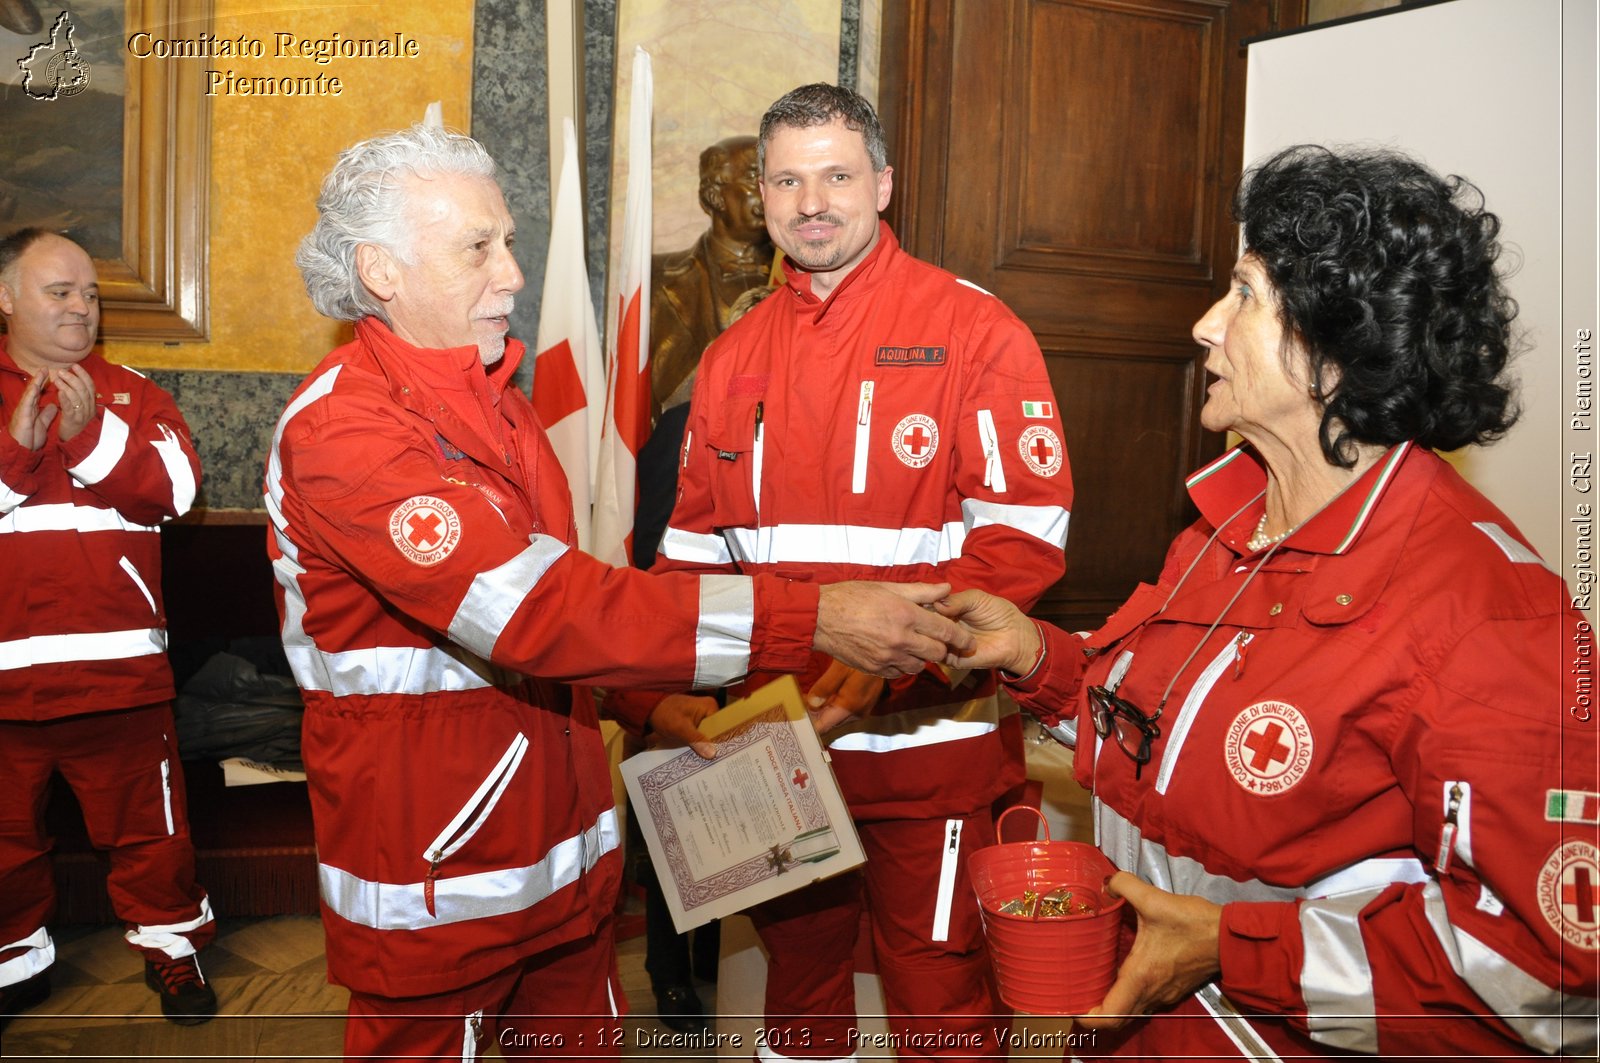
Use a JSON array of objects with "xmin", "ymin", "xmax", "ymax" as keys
[
  {"xmin": 355, "ymin": 317, "xmax": 525, "ymax": 403},
  {"xmin": 780, "ymin": 220, "xmax": 898, "ymax": 320},
  {"xmin": 354, "ymin": 317, "xmax": 526, "ymax": 470},
  {"xmin": 1186, "ymin": 441, "xmax": 1415, "ymax": 557}
]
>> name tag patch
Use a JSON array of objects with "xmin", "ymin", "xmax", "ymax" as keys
[{"xmin": 875, "ymin": 345, "xmax": 946, "ymax": 366}]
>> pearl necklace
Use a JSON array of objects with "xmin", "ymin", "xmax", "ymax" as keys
[{"xmin": 1247, "ymin": 511, "xmax": 1291, "ymax": 552}]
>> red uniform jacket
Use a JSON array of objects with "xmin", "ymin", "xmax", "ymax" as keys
[
  {"xmin": 0, "ymin": 340, "xmax": 199, "ymax": 719},
  {"xmin": 614, "ymin": 223, "xmax": 1072, "ymax": 820},
  {"xmin": 1011, "ymin": 443, "xmax": 1597, "ymax": 1058},
  {"xmin": 266, "ymin": 319, "xmax": 821, "ymax": 997}
]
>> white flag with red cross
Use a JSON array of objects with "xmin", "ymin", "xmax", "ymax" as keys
[
  {"xmin": 592, "ymin": 46, "xmax": 653, "ymax": 568},
  {"xmin": 532, "ymin": 116, "xmax": 605, "ymax": 552}
]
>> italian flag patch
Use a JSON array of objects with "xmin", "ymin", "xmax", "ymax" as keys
[
  {"xmin": 1547, "ymin": 789, "xmax": 1600, "ymax": 824},
  {"xmin": 1021, "ymin": 401, "xmax": 1054, "ymax": 419}
]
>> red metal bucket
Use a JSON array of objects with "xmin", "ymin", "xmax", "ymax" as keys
[{"xmin": 970, "ymin": 806, "xmax": 1123, "ymax": 1015}]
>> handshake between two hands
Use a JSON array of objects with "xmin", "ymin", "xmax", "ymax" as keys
[
  {"xmin": 812, "ymin": 579, "xmax": 1035, "ymax": 681},
  {"xmin": 650, "ymin": 580, "xmax": 1041, "ymax": 757}
]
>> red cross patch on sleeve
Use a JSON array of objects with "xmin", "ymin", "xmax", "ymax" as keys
[
  {"xmin": 1018, "ymin": 425, "xmax": 1064, "ymax": 477},
  {"xmin": 389, "ymin": 495, "xmax": 463, "ymax": 566},
  {"xmin": 1538, "ymin": 839, "xmax": 1600, "ymax": 951}
]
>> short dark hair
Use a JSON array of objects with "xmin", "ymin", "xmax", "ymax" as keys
[
  {"xmin": 0, "ymin": 227, "xmax": 58, "ymax": 285},
  {"xmin": 1238, "ymin": 145, "xmax": 1519, "ymax": 466},
  {"xmin": 758, "ymin": 83, "xmax": 887, "ymax": 174}
]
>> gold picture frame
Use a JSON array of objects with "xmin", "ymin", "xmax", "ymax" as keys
[{"xmin": 89, "ymin": 0, "xmax": 212, "ymax": 341}]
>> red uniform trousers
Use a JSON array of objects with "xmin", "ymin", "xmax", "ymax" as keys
[
  {"xmin": 752, "ymin": 811, "xmax": 1005, "ymax": 1063},
  {"xmin": 343, "ymin": 917, "xmax": 625, "ymax": 1062},
  {"xmin": 0, "ymin": 704, "xmax": 215, "ymax": 986}
]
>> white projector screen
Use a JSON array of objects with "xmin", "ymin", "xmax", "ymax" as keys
[{"xmin": 1242, "ymin": 0, "xmax": 1596, "ymax": 592}]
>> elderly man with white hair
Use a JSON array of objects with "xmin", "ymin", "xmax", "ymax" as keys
[{"xmin": 268, "ymin": 124, "xmax": 972, "ymax": 1059}]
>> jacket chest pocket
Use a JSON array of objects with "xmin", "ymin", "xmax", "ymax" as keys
[{"xmin": 705, "ymin": 395, "xmax": 765, "ymax": 529}]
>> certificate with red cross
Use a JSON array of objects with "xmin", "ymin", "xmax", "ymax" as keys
[{"xmin": 622, "ymin": 676, "xmax": 865, "ymax": 933}]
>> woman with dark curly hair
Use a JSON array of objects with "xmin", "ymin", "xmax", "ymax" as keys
[{"xmin": 939, "ymin": 145, "xmax": 1596, "ymax": 1059}]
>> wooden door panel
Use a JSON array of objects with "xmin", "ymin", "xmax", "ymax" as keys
[
  {"xmin": 881, "ymin": 0, "xmax": 1301, "ymax": 628},
  {"xmin": 1008, "ymin": 0, "xmax": 1217, "ymax": 273},
  {"xmin": 1042, "ymin": 347, "xmax": 1200, "ymax": 629}
]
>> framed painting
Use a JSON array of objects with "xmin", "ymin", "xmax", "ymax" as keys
[{"xmin": 1, "ymin": 0, "xmax": 211, "ymax": 340}]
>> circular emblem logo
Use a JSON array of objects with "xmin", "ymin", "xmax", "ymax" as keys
[
  {"xmin": 891, "ymin": 413, "xmax": 939, "ymax": 469},
  {"xmin": 45, "ymin": 51, "xmax": 92, "ymax": 98},
  {"xmin": 1224, "ymin": 701, "xmax": 1314, "ymax": 794},
  {"xmin": 1537, "ymin": 839, "xmax": 1600, "ymax": 951},
  {"xmin": 389, "ymin": 496, "xmax": 461, "ymax": 566},
  {"xmin": 1018, "ymin": 425, "xmax": 1064, "ymax": 477}
]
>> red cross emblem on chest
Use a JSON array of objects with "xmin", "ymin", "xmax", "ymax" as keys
[
  {"xmin": 891, "ymin": 413, "xmax": 939, "ymax": 469},
  {"xmin": 1243, "ymin": 720, "xmax": 1292, "ymax": 773},
  {"xmin": 1224, "ymin": 701, "xmax": 1313, "ymax": 794}
]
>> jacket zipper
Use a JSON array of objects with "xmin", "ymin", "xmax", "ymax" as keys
[
  {"xmin": 976, "ymin": 409, "xmax": 1007, "ymax": 493},
  {"xmin": 752, "ymin": 401, "xmax": 764, "ymax": 523},
  {"xmin": 1154, "ymin": 632, "xmax": 1253, "ymax": 794},
  {"xmin": 159, "ymin": 755, "xmax": 175, "ymax": 835},
  {"xmin": 422, "ymin": 734, "xmax": 530, "ymax": 917},
  {"xmin": 120, "ymin": 556, "xmax": 158, "ymax": 615},
  {"xmin": 1436, "ymin": 779, "xmax": 1472, "ymax": 873},
  {"xmin": 852, "ymin": 381, "xmax": 874, "ymax": 494}
]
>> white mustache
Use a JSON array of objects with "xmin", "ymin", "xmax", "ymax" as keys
[{"xmin": 481, "ymin": 302, "xmax": 514, "ymax": 319}]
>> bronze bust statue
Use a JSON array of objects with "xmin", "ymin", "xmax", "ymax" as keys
[{"xmin": 650, "ymin": 135, "xmax": 775, "ymax": 416}]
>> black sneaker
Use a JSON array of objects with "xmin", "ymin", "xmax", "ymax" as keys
[
  {"xmin": 144, "ymin": 955, "xmax": 217, "ymax": 1025},
  {"xmin": 0, "ymin": 970, "xmax": 51, "ymax": 1031}
]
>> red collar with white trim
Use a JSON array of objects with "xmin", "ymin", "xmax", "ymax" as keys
[{"xmin": 1186, "ymin": 441, "xmax": 1415, "ymax": 557}]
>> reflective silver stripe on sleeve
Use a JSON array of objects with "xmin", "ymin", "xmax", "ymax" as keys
[
  {"xmin": 152, "ymin": 423, "xmax": 197, "ymax": 517},
  {"xmin": 271, "ymin": 549, "xmax": 494, "ymax": 697},
  {"xmin": 962, "ymin": 498, "xmax": 1069, "ymax": 550},
  {"xmin": 0, "ymin": 502, "xmax": 159, "ymax": 534},
  {"xmin": 319, "ymin": 809, "xmax": 620, "ymax": 931},
  {"xmin": 724, "ymin": 521, "xmax": 966, "ymax": 567},
  {"xmin": 0, "ymin": 627, "xmax": 166, "ymax": 670},
  {"xmin": 692, "ymin": 574, "xmax": 755, "ymax": 688},
  {"xmin": 0, "ymin": 475, "xmax": 29, "ymax": 514},
  {"xmin": 659, "ymin": 525, "xmax": 734, "ymax": 565},
  {"xmin": 1095, "ymin": 801, "xmax": 1582, "ymax": 1055},
  {"xmin": 66, "ymin": 408, "xmax": 130, "ymax": 485},
  {"xmin": 1299, "ymin": 891, "xmax": 1383, "ymax": 1052},
  {"xmin": 1421, "ymin": 880, "xmax": 1598, "ymax": 1056},
  {"xmin": 447, "ymin": 536, "xmax": 570, "ymax": 659},
  {"xmin": 828, "ymin": 695, "xmax": 1000, "ymax": 752}
]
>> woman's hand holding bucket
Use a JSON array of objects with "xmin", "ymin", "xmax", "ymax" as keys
[{"xmin": 1076, "ymin": 872, "xmax": 1223, "ymax": 1029}]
